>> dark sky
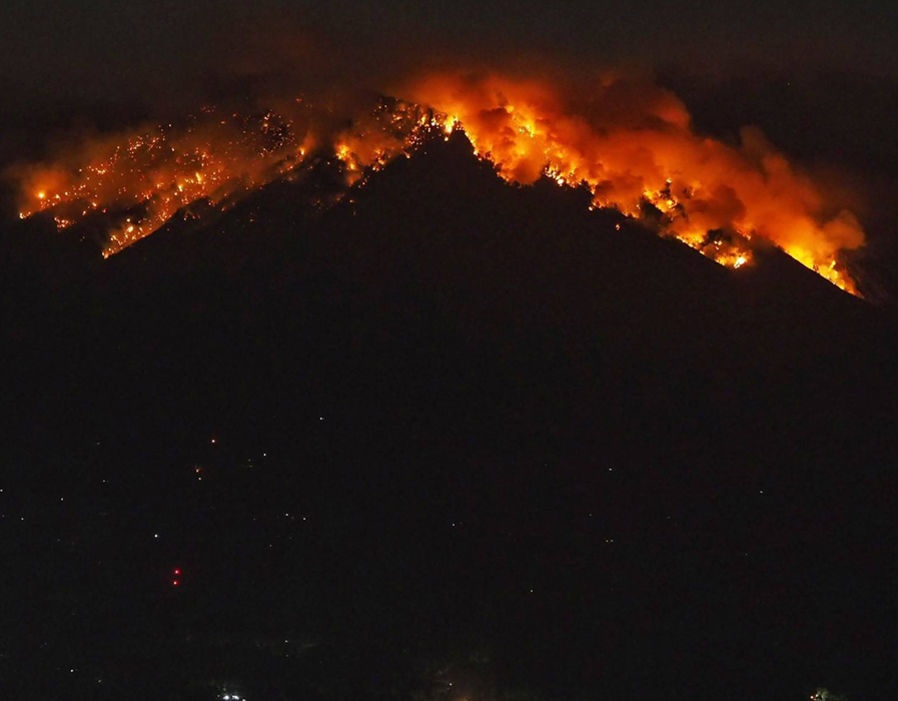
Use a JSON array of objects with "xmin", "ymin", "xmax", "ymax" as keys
[
  {"xmin": 3, "ymin": 0, "xmax": 898, "ymax": 99},
  {"xmin": 4, "ymin": 7, "xmax": 898, "ymax": 698},
  {"xmin": 4, "ymin": 0, "xmax": 898, "ymax": 202}
]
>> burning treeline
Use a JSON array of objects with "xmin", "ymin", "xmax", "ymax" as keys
[{"xmin": 11, "ymin": 72, "xmax": 864, "ymax": 294}]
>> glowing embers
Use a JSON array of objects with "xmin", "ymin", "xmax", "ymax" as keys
[
  {"xmin": 17, "ymin": 107, "xmax": 309, "ymax": 257},
  {"xmin": 13, "ymin": 75, "xmax": 863, "ymax": 293},
  {"xmin": 668, "ymin": 228, "xmax": 754, "ymax": 270},
  {"xmin": 332, "ymin": 98, "xmax": 447, "ymax": 182},
  {"xmin": 781, "ymin": 242, "xmax": 859, "ymax": 295},
  {"xmin": 404, "ymin": 74, "xmax": 863, "ymax": 293}
]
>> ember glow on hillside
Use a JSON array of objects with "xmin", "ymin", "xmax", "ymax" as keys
[
  {"xmin": 14, "ymin": 106, "xmax": 313, "ymax": 256},
  {"xmin": 12, "ymin": 72, "xmax": 864, "ymax": 293}
]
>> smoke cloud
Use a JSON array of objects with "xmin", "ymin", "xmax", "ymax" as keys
[{"xmin": 4, "ymin": 40, "xmax": 867, "ymax": 293}]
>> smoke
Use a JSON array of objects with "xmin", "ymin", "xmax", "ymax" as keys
[
  {"xmin": 4, "ymin": 50, "xmax": 866, "ymax": 292},
  {"xmin": 5, "ymin": 105, "xmax": 318, "ymax": 255},
  {"xmin": 395, "ymin": 71, "xmax": 863, "ymax": 289}
]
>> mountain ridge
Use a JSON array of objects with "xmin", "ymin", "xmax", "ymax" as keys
[{"xmin": 1, "ymin": 129, "xmax": 896, "ymax": 701}]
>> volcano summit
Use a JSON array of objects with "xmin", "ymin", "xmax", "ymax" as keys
[
  {"xmin": 3, "ymin": 121, "xmax": 897, "ymax": 700},
  {"xmin": 9, "ymin": 74, "xmax": 865, "ymax": 293}
]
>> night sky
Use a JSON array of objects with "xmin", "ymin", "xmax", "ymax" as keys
[
  {"xmin": 5, "ymin": 0, "xmax": 898, "ymax": 82},
  {"xmin": 3, "ymin": 3, "xmax": 898, "ymax": 701},
  {"xmin": 4, "ymin": 0, "xmax": 898, "ymax": 106},
  {"xmin": 6, "ymin": 0, "xmax": 898, "ymax": 210}
]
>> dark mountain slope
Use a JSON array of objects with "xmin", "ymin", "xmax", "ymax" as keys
[{"xmin": 1, "ymin": 132, "xmax": 896, "ymax": 700}]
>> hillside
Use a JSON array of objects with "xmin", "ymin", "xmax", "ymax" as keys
[{"xmin": 1, "ymin": 132, "xmax": 896, "ymax": 701}]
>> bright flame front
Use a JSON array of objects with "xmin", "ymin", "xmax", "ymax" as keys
[{"xmin": 12, "ymin": 73, "xmax": 864, "ymax": 294}]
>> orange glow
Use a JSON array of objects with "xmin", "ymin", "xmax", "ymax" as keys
[
  {"xmin": 13, "ymin": 107, "xmax": 313, "ymax": 257},
  {"xmin": 397, "ymin": 73, "xmax": 861, "ymax": 294},
  {"xmin": 10, "ymin": 72, "xmax": 863, "ymax": 293}
]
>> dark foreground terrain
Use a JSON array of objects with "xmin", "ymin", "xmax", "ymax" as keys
[{"xmin": 2, "ymin": 134, "xmax": 896, "ymax": 700}]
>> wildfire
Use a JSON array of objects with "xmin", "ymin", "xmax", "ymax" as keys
[
  {"xmin": 400, "ymin": 73, "xmax": 862, "ymax": 294},
  {"xmin": 14, "ymin": 107, "xmax": 311, "ymax": 257},
  {"xmin": 11, "ymin": 72, "xmax": 864, "ymax": 293}
]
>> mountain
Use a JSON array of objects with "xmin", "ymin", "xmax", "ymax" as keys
[{"xmin": 2, "ymin": 132, "xmax": 896, "ymax": 701}]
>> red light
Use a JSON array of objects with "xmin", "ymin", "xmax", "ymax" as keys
[
  {"xmin": 172, "ymin": 580, "xmax": 179, "ymax": 586},
  {"xmin": 173, "ymin": 568, "xmax": 181, "ymax": 575}
]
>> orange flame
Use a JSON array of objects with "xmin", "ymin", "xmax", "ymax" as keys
[
  {"xmin": 398, "ymin": 73, "xmax": 862, "ymax": 293},
  {"xmin": 14, "ymin": 107, "xmax": 312, "ymax": 257},
  {"xmin": 11, "ymin": 73, "xmax": 864, "ymax": 293}
]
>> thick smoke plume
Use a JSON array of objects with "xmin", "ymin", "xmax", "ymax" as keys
[
  {"xmin": 7, "ymin": 67, "xmax": 864, "ymax": 293},
  {"xmin": 399, "ymin": 72, "xmax": 863, "ymax": 291}
]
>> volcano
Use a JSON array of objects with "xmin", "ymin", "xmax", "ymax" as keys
[{"xmin": 2, "ymin": 130, "xmax": 897, "ymax": 701}]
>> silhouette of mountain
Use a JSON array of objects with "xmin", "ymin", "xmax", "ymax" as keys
[{"xmin": 1, "ymin": 132, "xmax": 896, "ymax": 700}]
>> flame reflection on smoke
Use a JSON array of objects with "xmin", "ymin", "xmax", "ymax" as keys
[{"xmin": 11, "ymin": 72, "xmax": 863, "ymax": 293}]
